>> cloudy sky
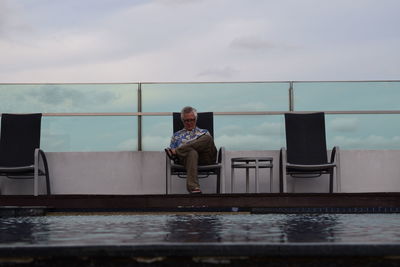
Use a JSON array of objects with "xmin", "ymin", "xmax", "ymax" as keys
[{"xmin": 1, "ymin": 0, "xmax": 399, "ymax": 83}]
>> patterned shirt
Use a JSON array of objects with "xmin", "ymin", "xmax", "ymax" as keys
[{"xmin": 169, "ymin": 127, "xmax": 210, "ymax": 149}]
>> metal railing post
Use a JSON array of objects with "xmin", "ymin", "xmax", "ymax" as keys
[
  {"xmin": 289, "ymin": 81, "xmax": 294, "ymax": 111},
  {"xmin": 137, "ymin": 83, "xmax": 142, "ymax": 151}
]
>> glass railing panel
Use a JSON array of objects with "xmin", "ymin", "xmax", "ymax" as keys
[
  {"xmin": 2, "ymin": 82, "xmax": 399, "ymax": 152},
  {"xmin": 0, "ymin": 83, "xmax": 138, "ymax": 113},
  {"xmin": 42, "ymin": 116, "xmax": 137, "ymax": 152},
  {"xmin": 141, "ymin": 82, "xmax": 289, "ymax": 112},
  {"xmin": 142, "ymin": 115, "xmax": 285, "ymax": 151},
  {"xmin": 325, "ymin": 114, "xmax": 400, "ymax": 149},
  {"xmin": 143, "ymin": 113, "xmax": 400, "ymax": 151},
  {"xmin": 293, "ymin": 81, "xmax": 400, "ymax": 111},
  {"xmin": 142, "ymin": 116, "xmax": 172, "ymax": 151},
  {"xmin": 215, "ymin": 115, "xmax": 285, "ymax": 150}
]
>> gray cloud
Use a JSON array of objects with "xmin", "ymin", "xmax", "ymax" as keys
[
  {"xmin": 153, "ymin": 0, "xmax": 204, "ymax": 6},
  {"xmin": 24, "ymin": 85, "xmax": 120, "ymax": 112},
  {"xmin": 0, "ymin": 1, "xmax": 34, "ymax": 40},
  {"xmin": 197, "ymin": 66, "xmax": 239, "ymax": 79},
  {"xmin": 251, "ymin": 122, "xmax": 283, "ymax": 135},
  {"xmin": 330, "ymin": 117, "xmax": 359, "ymax": 133},
  {"xmin": 1, "ymin": 0, "xmax": 400, "ymax": 83},
  {"xmin": 230, "ymin": 36, "xmax": 276, "ymax": 51},
  {"xmin": 31, "ymin": 86, "xmax": 85, "ymax": 105},
  {"xmin": 215, "ymin": 134, "xmax": 284, "ymax": 150},
  {"xmin": 0, "ymin": 1, "xmax": 7, "ymax": 34}
]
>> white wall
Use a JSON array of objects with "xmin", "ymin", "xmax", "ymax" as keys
[
  {"xmin": 340, "ymin": 150, "xmax": 400, "ymax": 192},
  {"xmin": 1, "ymin": 150, "xmax": 400, "ymax": 195}
]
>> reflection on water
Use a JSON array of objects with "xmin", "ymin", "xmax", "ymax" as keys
[
  {"xmin": 0, "ymin": 217, "xmax": 50, "ymax": 244},
  {"xmin": 165, "ymin": 215, "xmax": 222, "ymax": 242},
  {"xmin": 282, "ymin": 214, "xmax": 338, "ymax": 242},
  {"xmin": 0, "ymin": 214, "xmax": 400, "ymax": 246}
]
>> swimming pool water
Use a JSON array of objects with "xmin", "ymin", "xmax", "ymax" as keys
[{"xmin": 1, "ymin": 214, "xmax": 399, "ymax": 246}]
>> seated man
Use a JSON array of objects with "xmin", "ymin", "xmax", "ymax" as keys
[{"xmin": 165, "ymin": 106, "xmax": 217, "ymax": 194}]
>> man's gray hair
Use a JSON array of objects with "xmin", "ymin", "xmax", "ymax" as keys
[{"xmin": 180, "ymin": 106, "xmax": 198, "ymax": 121}]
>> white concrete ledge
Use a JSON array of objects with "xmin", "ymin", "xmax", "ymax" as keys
[{"xmin": 1, "ymin": 150, "xmax": 400, "ymax": 195}]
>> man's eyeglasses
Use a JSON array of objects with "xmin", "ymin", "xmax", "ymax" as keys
[{"xmin": 183, "ymin": 119, "xmax": 196, "ymax": 123}]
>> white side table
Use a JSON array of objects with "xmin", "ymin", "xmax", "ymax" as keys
[{"xmin": 231, "ymin": 157, "xmax": 273, "ymax": 193}]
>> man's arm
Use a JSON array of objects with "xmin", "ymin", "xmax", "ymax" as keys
[
  {"xmin": 196, "ymin": 131, "xmax": 208, "ymax": 139},
  {"xmin": 169, "ymin": 136, "xmax": 178, "ymax": 149},
  {"xmin": 169, "ymin": 130, "xmax": 182, "ymax": 149}
]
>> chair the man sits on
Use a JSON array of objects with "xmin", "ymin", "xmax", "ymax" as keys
[
  {"xmin": 166, "ymin": 112, "xmax": 225, "ymax": 194},
  {"xmin": 280, "ymin": 112, "xmax": 340, "ymax": 193},
  {"xmin": 0, "ymin": 113, "xmax": 51, "ymax": 196}
]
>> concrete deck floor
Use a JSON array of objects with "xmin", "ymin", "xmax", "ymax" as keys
[{"xmin": 1, "ymin": 192, "xmax": 400, "ymax": 213}]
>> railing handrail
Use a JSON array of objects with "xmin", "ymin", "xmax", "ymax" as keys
[
  {"xmin": 1, "ymin": 80, "xmax": 400, "ymax": 85},
  {"xmin": 0, "ymin": 110, "xmax": 393, "ymax": 116}
]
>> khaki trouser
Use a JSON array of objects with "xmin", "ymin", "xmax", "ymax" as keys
[{"xmin": 175, "ymin": 134, "xmax": 217, "ymax": 191}]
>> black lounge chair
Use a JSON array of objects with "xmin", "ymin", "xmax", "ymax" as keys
[
  {"xmin": 0, "ymin": 113, "xmax": 51, "ymax": 195},
  {"xmin": 280, "ymin": 112, "xmax": 340, "ymax": 193},
  {"xmin": 166, "ymin": 112, "xmax": 225, "ymax": 194}
]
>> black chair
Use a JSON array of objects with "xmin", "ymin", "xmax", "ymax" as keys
[
  {"xmin": 0, "ymin": 113, "xmax": 51, "ymax": 195},
  {"xmin": 166, "ymin": 112, "xmax": 225, "ymax": 194},
  {"xmin": 279, "ymin": 112, "xmax": 340, "ymax": 193}
]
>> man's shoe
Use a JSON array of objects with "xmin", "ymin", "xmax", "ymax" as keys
[{"xmin": 189, "ymin": 188, "xmax": 202, "ymax": 194}]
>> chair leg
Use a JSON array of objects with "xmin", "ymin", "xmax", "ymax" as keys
[
  {"xmin": 42, "ymin": 156, "xmax": 51, "ymax": 195},
  {"xmin": 216, "ymin": 170, "xmax": 221, "ymax": 194},
  {"xmin": 45, "ymin": 172, "xmax": 51, "ymax": 195},
  {"xmin": 292, "ymin": 178, "xmax": 296, "ymax": 193},
  {"xmin": 279, "ymin": 169, "xmax": 288, "ymax": 193},
  {"xmin": 34, "ymin": 171, "xmax": 39, "ymax": 196},
  {"xmin": 269, "ymin": 166, "xmax": 273, "ymax": 193},
  {"xmin": 329, "ymin": 170, "xmax": 334, "ymax": 193},
  {"xmin": 166, "ymin": 156, "xmax": 172, "ymax": 194},
  {"xmin": 279, "ymin": 162, "xmax": 283, "ymax": 193},
  {"xmin": 279, "ymin": 148, "xmax": 287, "ymax": 193},
  {"xmin": 39, "ymin": 150, "xmax": 51, "ymax": 195},
  {"xmin": 34, "ymin": 149, "xmax": 39, "ymax": 196}
]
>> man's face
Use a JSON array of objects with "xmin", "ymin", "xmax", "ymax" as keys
[{"xmin": 182, "ymin": 112, "xmax": 196, "ymax": 131}]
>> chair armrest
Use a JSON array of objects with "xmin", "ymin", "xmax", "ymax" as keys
[
  {"xmin": 35, "ymin": 148, "xmax": 49, "ymax": 169},
  {"xmin": 217, "ymin": 146, "xmax": 226, "ymax": 164},
  {"xmin": 165, "ymin": 150, "xmax": 172, "ymax": 168},
  {"xmin": 280, "ymin": 147, "xmax": 287, "ymax": 167},
  {"xmin": 40, "ymin": 149, "xmax": 49, "ymax": 175},
  {"xmin": 330, "ymin": 146, "xmax": 341, "ymax": 192},
  {"xmin": 34, "ymin": 148, "xmax": 50, "ymax": 196},
  {"xmin": 330, "ymin": 146, "xmax": 340, "ymax": 163}
]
